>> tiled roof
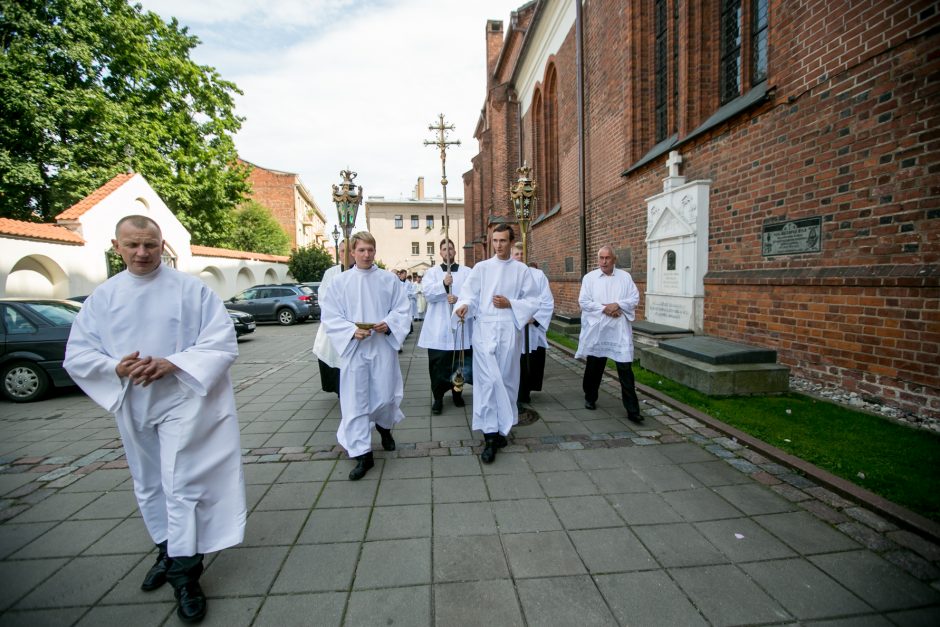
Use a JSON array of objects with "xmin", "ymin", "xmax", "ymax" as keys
[
  {"xmin": 191, "ymin": 245, "xmax": 289, "ymax": 263},
  {"xmin": 55, "ymin": 172, "xmax": 136, "ymax": 220},
  {"xmin": 0, "ymin": 218, "xmax": 85, "ymax": 244}
]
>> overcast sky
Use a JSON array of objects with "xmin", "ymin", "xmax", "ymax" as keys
[{"xmin": 137, "ymin": 0, "xmax": 524, "ymax": 231}]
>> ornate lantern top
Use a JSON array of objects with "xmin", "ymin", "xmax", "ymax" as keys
[
  {"xmin": 332, "ymin": 169, "xmax": 362, "ymax": 229},
  {"xmin": 510, "ymin": 162, "xmax": 537, "ymax": 224}
]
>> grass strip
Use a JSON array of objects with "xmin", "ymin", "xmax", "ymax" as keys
[{"xmin": 547, "ymin": 330, "xmax": 940, "ymax": 522}]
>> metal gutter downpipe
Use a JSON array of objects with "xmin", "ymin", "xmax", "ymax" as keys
[{"xmin": 576, "ymin": 0, "xmax": 587, "ymax": 276}]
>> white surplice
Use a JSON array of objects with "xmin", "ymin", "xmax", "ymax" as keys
[
  {"xmin": 575, "ymin": 267, "xmax": 640, "ymax": 363},
  {"xmin": 321, "ymin": 265, "xmax": 411, "ymax": 457},
  {"xmin": 64, "ymin": 264, "xmax": 246, "ymax": 558},
  {"xmin": 312, "ymin": 263, "xmax": 342, "ymax": 368},
  {"xmin": 522, "ymin": 267, "xmax": 554, "ymax": 353},
  {"xmin": 418, "ymin": 264, "xmax": 473, "ymax": 351},
  {"xmin": 453, "ymin": 257, "xmax": 538, "ymax": 435}
]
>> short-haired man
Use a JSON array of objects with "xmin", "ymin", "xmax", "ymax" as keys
[
  {"xmin": 511, "ymin": 242, "xmax": 554, "ymax": 404},
  {"xmin": 454, "ymin": 224, "xmax": 538, "ymax": 463},
  {"xmin": 65, "ymin": 215, "xmax": 246, "ymax": 623},
  {"xmin": 418, "ymin": 238, "xmax": 473, "ymax": 414},
  {"xmin": 320, "ymin": 232, "xmax": 412, "ymax": 479},
  {"xmin": 576, "ymin": 246, "xmax": 643, "ymax": 423}
]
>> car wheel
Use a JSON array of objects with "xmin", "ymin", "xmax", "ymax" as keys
[
  {"xmin": 277, "ymin": 308, "xmax": 296, "ymax": 325},
  {"xmin": 2, "ymin": 361, "xmax": 50, "ymax": 403}
]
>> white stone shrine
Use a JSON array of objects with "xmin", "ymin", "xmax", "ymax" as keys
[{"xmin": 644, "ymin": 151, "xmax": 711, "ymax": 333}]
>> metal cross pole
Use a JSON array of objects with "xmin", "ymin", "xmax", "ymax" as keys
[{"xmin": 424, "ymin": 113, "xmax": 461, "ymax": 286}]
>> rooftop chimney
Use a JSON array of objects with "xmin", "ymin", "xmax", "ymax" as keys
[{"xmin": 416, "ymin": 176, "xmax": 425, "ymax": 200}]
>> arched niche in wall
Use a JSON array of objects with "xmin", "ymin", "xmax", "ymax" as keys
[{"xmin": 6, "ymin": 255, "xmax": 69, "ymax": 298}]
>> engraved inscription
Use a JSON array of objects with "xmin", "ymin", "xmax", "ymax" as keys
[{"xmin": 762, "ymin": 217, "xmax": 822, "ymax": 256}]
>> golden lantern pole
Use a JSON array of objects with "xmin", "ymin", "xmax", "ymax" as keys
[
  {"xmin": 510, "ymin": 162, "xmax": 537, "ymax": 263},
  {"xmin": 424, "ymin": 113, "xmax": 461, "ymax": 277}
]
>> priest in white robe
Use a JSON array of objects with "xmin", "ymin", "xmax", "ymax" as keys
[
  {"xmin": 454, "ymin": 224, "xmax": 538, "ymax": 463},
  {"xmin": 321, "ymin": 232, "xmax": 412, "ymax": 480},
  {"xmin": 312, "ymin": 242, "xmax": 345, "ymax": 395},
  {"xmin": 418, "ymin": 238, "xmax": 473, "ymax": 414},
  {"xmin": 64, "ymin": 215, "xmax": 245, "ymax": 624},
  {"xmin": 576, "ymin": 245, "xmax": 643, "ymax": 423},
  {"xmin": 511, "ymin": 243, "xmax": 555, "ymax": 404}
]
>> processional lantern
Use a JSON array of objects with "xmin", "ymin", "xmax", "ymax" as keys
[
  {"xmin": 510, "ymin": 162, "xmax": 537, "ymax": 263},
  {"xmin": 331, "ymin": 169, "xmax": 362, "ymax": 270}
]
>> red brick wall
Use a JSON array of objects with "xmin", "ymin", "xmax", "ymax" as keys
[
  {"xmin": 244, "ymin": 164, "xmax": 298, "ymax": 249},
  {"xmin": 468, "ymin": 0, "xmax": 940, "ymax": 418}
]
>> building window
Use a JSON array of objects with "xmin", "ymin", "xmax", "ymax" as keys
[
  {"xmin": 394, "ymin": 215, "xmax": 403, "ymax": 229},
  {"xmin": 654, "ymin": 0, "xmax": 669, "ymax": 142},
  {"xmin": 666, "ymin": 250, "xmax": 676, "ymax": 270},
  {"xmin": 426, "ymin": 241, "xmax": 434, "ymax": 255},
  {"xmin": 720, "ymin": 0, "xmax": 742, "ymax": 104},
  {"xmin": 411, "ymin": 215, "xmax": 419, "ymax": 228},
  {"xmin": 544, "ymin": 65, "xmax": 560, "ymax": 211},
  {"xmin": 752, "ymin": 0, "xmax": 768, "ymax": 84},
  {"xmin": 426, "ymin": 215, "xmax": 434, "ymax": 229},
  {"xmin": 411, "ymin": 242, "xmax": 419, "ymax": 255}
]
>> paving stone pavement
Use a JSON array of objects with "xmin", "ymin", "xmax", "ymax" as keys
[{"xmin": 1, "ymin": 322, "xmax": 939, "ymax": 626}]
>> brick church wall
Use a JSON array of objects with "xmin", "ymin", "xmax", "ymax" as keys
[
  {"xmin": 245, "ymin": 165, "xmax": 300, "ymax": 249},
  {"xmin": 468, "ymin": 0, "xmax": 939, "ymax": 418}
]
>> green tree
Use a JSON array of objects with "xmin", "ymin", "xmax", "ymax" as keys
[
  {"xmin": 0, "ymin": 0, "xmax": 249, "ymax": 245},
  {"xmin": 229, "ymin": 201, "xmax": 290, "ymax": 255},
  {"xmin": 288, "ymin": 244, "xmax": 334, "ymax": 282}
]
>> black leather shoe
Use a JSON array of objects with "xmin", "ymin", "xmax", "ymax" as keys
[
  {"xmin": 141, "ymin": 544, "xmax": 170, "ymax": 591},
  {"xmin": 376, "ymin": 425, "xmax": 396, "ymax": 451},
  {"xmin": 481, "ymin": 434, "xmax": 498, "ymax": 464},
  {"xmin": 627, "ymin": 413, "xmax": 644, "ymax": 424},
  {"xmin": 174, "ymin": 581, "xmax": 207, "ymax": 623},
  {"xmin": 452, "ymin": 391, "xmax": 465, "ymax": 407},
  {"xmin": 585, "ymin": 400, "xmax": 597, "ymax": 410},
  {"xmin": 431, "ymin": 398, "xmax": 443, "ymax": 415},
  {"xmin": 494, "ymin": 434, "xmax": 508, "ymax": 448},
  {"xmin": 348, "ymin": 453, "xmax": 375, "ymax": 480}
]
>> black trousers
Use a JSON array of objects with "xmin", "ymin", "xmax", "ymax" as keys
[
  {"xmin": 582, "ymin": 355, "xmax": 640, "ymax": 417},
  {"xmin": 518, "ymin": 346, "xmax": 546, "ymax": 402},
  {"xmin": 428, "ymin": 348, "xmax": 472, "ymax": 400},
  {"xmin": 318, "ymin": 359, "xmax": 340, "ymax": 395},
  {"xmin": 165, "ymin": 553, "xmax": 204, "ymax": 588}
]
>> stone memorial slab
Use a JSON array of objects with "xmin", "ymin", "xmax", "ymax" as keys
[{"xmin": 659, "ymin": 336, "xmax": 777, "ymax": 365}]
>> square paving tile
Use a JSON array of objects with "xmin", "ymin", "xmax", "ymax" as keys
[
  {"xmin": 354, "ymin": 538, "xmax": 431, "ymax": 588},
  {"xmin": 0, "ymin": 522, "xmax": 56, "ymax": 560},
  {"xmin": 345, "ymin": 585, "xmax": 430, "ymax": 626},
  {"xmin": 670, "ymin": 564, "xmax": 791, "ymax": 625},
  {"xmin": 434, "ymin": 580, "xmax": 524, "ymax": 626},
  {"xmin": 375, "ymin": 477, "xmax": 432, "ymax": 505},
  {"xmin": 741, "ymin": 558, "xmax": 872, "ymax": 619},
  {"xmin": 433, "ymin": 502, "xmax": 497, "ymax": 537},
  {"xmin": 633, "ymin": 464, "xmax": 702, "ymax": 492},
  {"xmin": 382, "ymin": 457, "xmax": 431, "ymax": 479},
  {"xmin": 10, "ymin": 492, "xmax": 99, "ymax": 523},
  {"xmin": 69, "ymin": 490, "xmax": 138, "ymax": 521},
  {"xmin": 596, "ymin": 570, "xmax": 708, "ymax": 626},
  {"xmin": 255, "ymin": 481, "xmax": 323, "ymax": 511},
  {"xmin": 433, "ymin": 535, "xmax": 509, "ymax": 582},
  {"xmin": 523, "ymin": 451, "xmax": 578, "ymax": 472},
  {"xmin": 431, "ymin": 455, "xmax": 481, "ymax": 477},
  {"xmin": 253, "ymin": 592, "xmax": 345, "ymax": 627},
  {"xmin": 712, "ymin": 483, "xmax": 797, "ymax": 515},
  {"xmin": 607, "ymin": 492, "xmax": 682, "ymax": 525},
  {"xmin": 551, "ymin": 495, "xmax": 624, "ymax": 529},
  {"xmin": 695, "ymin": 518, "xmax": 797, "ymax": 562},
  {"xmin": 754, "ymin": 511, "xmax": 861, "ymax": 554},
  {"xmin": 270, "ymin": 543, "xmax": 359, "ymax": 593},
  {"xmin": 569, "ymin": 527, "xmax": 656, "ymax": 573},
  {"xmin": 586, "ymin": 467, "xmax": 648, "ymax": 494},
  {"xmin": 536, "ymin": 470, "xmax": 597, "ymax": 497},
  {"xmin": 243, "ymin": 463, "xmax": 287, "ymax": 485},
  {"xmin": 503, "ymin": 531, "xmax": 585, "ymax": 578},
  {"xmin": 83, "ymin": 518, "xmax": 153, "ymax": 555},
  {"xmin": 14, "ymin": 554, "xmax": 138, "ymax": 609},
  {"xmin": 516, "ymin": 575, "xmax": 617, "ymax": 626},
  {"xmin": 810, "ymin": 550, "xmax": 940, "ymax": 612},
  {"xmin": 0, "ymin": 558, "xmax": 68, "ymax": 611},
  {"xmin": 680, "ymin": 460, "xmax": 751, "ymax": 486},
  {"xmin": 632, "ymin": 523, "xmax": 728, "ymax": 568},
  {"xmin": 74, "ymin": 602, "xmax": 171, "ymax": 627},
  {"xmin": 367, "ymin": 504, "xmax": 431, "ymax": 540},
  {"xmin": 432, "ymin": 476, "xmax": 487, "ymax": 503},
  {"xmin": 277, "ymin": 460, "xmax": 335, "ymax": 483},
  {"xmin": 316, "ymin": 480, "xmax": 378, "ymax": 508},
  {"xmin": 661, "ymin": 488, "xmax": 744, "ymax": 521},
  {"xmin": 480, "ymin": 452, "xmax": 529, "ymax": 475},
  {"xmin": 491, "ymin": 498, "xmax": 562, "ymax": 534},
  {"xmin": 485, "ymin": 473, "xmax": 544, "ymax": 500},
  {"xmin": 659, "ymin": 442, "xmax": 718, "ymax": 464},
  {"xmin": 618, "ymin": 447, "xmax": 670, "ymax": 468},
  {"xmin": 200, "ymin": 546, "xmax": 289, "ymax": 596},
  {"xmin": 242, "ymin": 510, "xmax": 307, "ymax": 546}
]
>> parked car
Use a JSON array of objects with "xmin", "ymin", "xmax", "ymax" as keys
[
  {"xmin": 228, "ymin": 309, "xmax": 256, "ymax": 337},
  {"xmin": 223, "ymin": 284, "xmax": 314, "ymax": 325},
  {"xmin": 300, "ymin": 282, "xmax": 322, "ymax": 320},
  {"xmin": 0, "ymin": 299, "xmax": 80, "ymax": 402}
]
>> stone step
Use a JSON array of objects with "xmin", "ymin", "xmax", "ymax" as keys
[
  {"xmin": 659, "ymin": 335, "xmax": 778, "ymax": 365},
  {"xmin": 637, "ymin": 344, "xmax": 789, "ymax": 396}
]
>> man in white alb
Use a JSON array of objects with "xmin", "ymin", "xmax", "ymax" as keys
[
  {"xmin": 511, "ymin": 242, "xmax": 554, "ymax": 404},
  {"xmin": 576, "ymin": 245, "xmax": 643, "ymax": 423},
  {"xmin": 312, "ymin": 241, "xmax": 345, "ymax": 396},
  {"xmin": 418, "ymin": 239, "xmax": 473, "ymax": 414},
  {"xmin": 454, "ymin": 224, "xmax": 538, "ymax": 463},
  {"xmin": 65, "ymin": 215, "xmax": 245, "ymax": 623},
  {"xmin": 320, "ymin": 232, "xmax": 412, "ymax": 479}
]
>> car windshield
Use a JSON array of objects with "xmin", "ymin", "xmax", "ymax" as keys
[{"xmin": 25, "ymin": 302, "xmax": 80, "ymax": 326}]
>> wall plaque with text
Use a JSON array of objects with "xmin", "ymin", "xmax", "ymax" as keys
[{"xmin": 762, "ymin": 217, "xmax": 822, "ymax": 256}]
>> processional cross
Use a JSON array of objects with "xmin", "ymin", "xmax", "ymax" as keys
[{"xmin": 424, "ymin": 113, "xmax": 461, "ymax": 268}]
